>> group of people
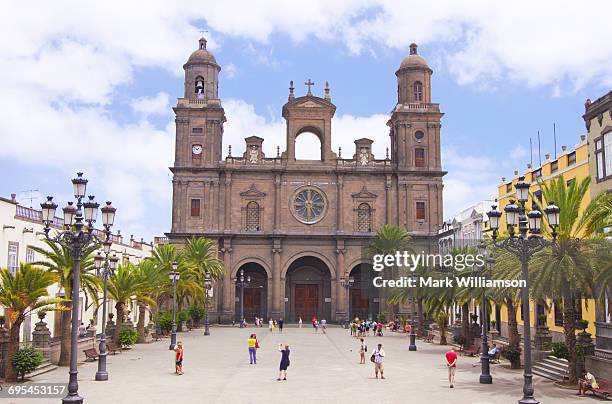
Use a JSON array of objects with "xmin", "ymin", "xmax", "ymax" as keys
[
  {"xmin": 350, "ymin": 319, "xmax": 383, "ymax": 337},
  {"xmin": 267, "ymin": 318, "xmax": 284, "ymax": 332},
  {"xmin": 311, "ymin": 317, "xmax": 327, "ymax": 333},
  {"xmin": 245, "ymin": 333, "xmax": 291, "ymax": 380}
]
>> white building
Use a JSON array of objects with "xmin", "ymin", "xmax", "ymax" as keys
[
  {"xmin": 0, "ymin": 194, "xmax": 154, "ymax": 342},
  {"xmin": 438, "ymin": 201, "xmax": 492, "ymax": 252}
]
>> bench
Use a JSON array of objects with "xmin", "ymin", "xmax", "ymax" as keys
[
  {"xmin": 586, "ymin": 377, "xmax": 612, "ymax": 400},
  {"xmin": 424, "ymin": 333, "xmax": 435, "ymax": 343},
  {"xmin": 106, "ymin": 342, "xmax": 122, "ymax": 355},
  {"xmin": 83, "ymin": 348, "xmax": 99, "ymax": 362},
  {"xmin": 462, "ymin": 345, "xmax": 480, "ymax": 357}
]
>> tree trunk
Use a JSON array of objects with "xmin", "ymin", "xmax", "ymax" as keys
[
  {"xmin": 5, "ymin": 315, "xmax": 24, "ymax": 382},
  {"xmin": 562, "ymin": 286, "xmax": 577, "ymax": 384},
  {"xmin": 114, "ymin": 301, "xmax": 125, "ymax": 342},
  {"xmin": 506, "ymin": 297, "xmax": 521, "ymax": 369},
  {"xmin": 137, "ymin": 303, "xmax": 146, "ymax": 343},
  {"xmin": 417, "ymin": 298, "xmax": 425, "ymax": 336},
  {"xmin": 58, "ymin": 301, "xmax": 71, "ymax": 366},
  {"xmin": 461, "ymin": 303, "xmax": 471, "ymax": 345}
]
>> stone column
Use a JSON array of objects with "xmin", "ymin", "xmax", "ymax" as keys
[
  {"xmin": 274, "ymin": 174, "xmax": 281, "ymax": 231},
  {"xmin": 272, "ymin": 241, "xmax": 282, "ymax": 320},
  {"xmin": 335, "ymin": 244, "xmax": 346, "ymax": 322},
  {"xmin": 32, "ymin": 318, "xmax": 52, "ymax": 360},
  {"xmin": 0, "ymin": 324, "xmax": 9, "ymax": 378},
  {"xmin": 336, "ymin": 175, "xmax": 344, "ymax": 233},
  {"xmin": 224, "ymin": 172, "xmax": 232, "ymax": 231},
  {"xmin": 221, "ymin": 242, "xmax": 233, "ymax": 323},
  {"xmin": 385, "ymin": 175, "xmax": 392, "ymax": 225}
]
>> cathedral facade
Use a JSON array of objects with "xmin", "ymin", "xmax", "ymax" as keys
[{"xmin": 167, "ymin": 38, "xmax": 445, "ymax": 323}]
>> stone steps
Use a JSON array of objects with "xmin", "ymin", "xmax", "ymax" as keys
[
  {"xmin": 532, "ymin": 355, "xmax": 568, "ymax": 382},
  {"xmin": 25, "ymin": 360, "xmax": 58, "ymax": 379}
]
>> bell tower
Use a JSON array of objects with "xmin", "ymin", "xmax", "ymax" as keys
[
  {"xmin": 388, "ymin": 43, "xmax": 442, "ymax": 170},
  {"xmin": 173, "ymin": 37, "xmax": 225, "ymax": 167}
]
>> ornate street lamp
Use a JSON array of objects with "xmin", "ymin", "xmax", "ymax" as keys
[
  {"xmin": 235, "ymin": 269, "xmax": 251, "ymax": 328},
  {"xmin": 476, "ymin": 241, "xmax": 493, "ymax": 384},
  {"xmin": 94, "ymin": 246, "xmax": 118, "ymax": 382},
  {"xmin": 169, "ymin": 262, "xmax": 180, "ymax": 350},
  {"xmin": 408, "ymin": 270, "xmax": 417, "ymax": 351},
  {"xmin": 204, "ymin": 271, "xmax": 212, "ymax": 336},
  {"xmin": 486, "ymin": 176, "xmax": 560, "ymax": 404},
  {"xmin": 40, "ymin": 172, "xmax": 116, "ymax": 404},
  {"xmin": 340, "ymin": 271, "xmax": 354, "ymax": 326}
]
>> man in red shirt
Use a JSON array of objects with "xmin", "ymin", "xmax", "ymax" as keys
[{"xmin": 445, "ymin": 347, "xmax": 457, "ymax": 388}]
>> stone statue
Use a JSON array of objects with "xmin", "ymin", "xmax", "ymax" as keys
[
  {"xmin": 359, "ymin": 148, "xmax": 369, "ymax": 165},
  {"xmin": 249, "ymin": 145, "xmax": 259, "ymax": 163}
]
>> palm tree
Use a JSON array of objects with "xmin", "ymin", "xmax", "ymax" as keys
[
  {"xmin": 529, "ymin": 176, "xmax": 610, "ymax": 383},
  {"xmin": 181, "ymin": 237, "xmax": 224, "ymax": 282},
  {"xmin": 107, "ymin": 262, "xmax": 154, "ymax": 341},
  {"xmin": 368, "ymin": 225, "xmax": 414, "ymax": 317},
  {"xmin": 0, "ymin": 264, "xmax": 65, "ymax": 381},
  {"xmin": 133, "ymin": 260, "xmax": 164, "ymax": 342},
  {"xmin": 30, "ymin": 239, "xmax": 99, "ymax": 366}
]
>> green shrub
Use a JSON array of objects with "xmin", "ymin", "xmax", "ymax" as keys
[
  {"xmin": 576, "ymin": 319, "xmax": 589, "ymax": 331},
  {"xmin": 500, "ymin": 345, "xmax": 522, "ymax": 369},
  {"xmin": 546, "ymin": 341, "xmax": 570, "ymax": 359},
  {"xmin": 12, "ymin": 347, "xmax": 44, "ymax": 381},
  {"xmin": 453, "ymin": 334, "xmax": 467, "ymax": 348},
  {"xmin": 178, "ymin": 310, "xmax": 189, "ymax": 322},
  {"xmin": 188, "ymin": 304, "xmax": 205, "ymax": 322},
  {"xmin": 156, "ymin": 311, "xmax": 173, "ymax": 333},
  {"xmin": 118, "ymin": 328, "xmax": 138, "ymax": 347},
  {"xmin": 537, "ymin": 314, "xmax": 547, "ymax": 326}
]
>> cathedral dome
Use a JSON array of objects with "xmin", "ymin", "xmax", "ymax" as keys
[
  {"xmin": 399, "ymin": 43, "xmax": 429, "ymax": 69},
  {"xmin": 185, "ymin": 37, "xmax": 218, "ymax": 67}
]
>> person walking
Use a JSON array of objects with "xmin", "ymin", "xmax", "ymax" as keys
[
  {"xmin": 372, "ymin": 343, "xmax": 385, "ymax": 379},
  {"xmin": 278, "ymin": 318, "xmax": 284, "ymax": 333},
  {"xmin": 321, "ymin": 318, "xmax": 327, "ymax": 334},
  {"xmin": 445, "ymin": 347, "xmax": 458, "ymax": 388},
  {"xmin": 371, "ymin": 321, "xmax": 377, "ymax": 337},
  {"xmin": 277, "ymin": 344, "xmax": 290, "ymax": 381},
  {"xmin": 377, "ymin": 321, "xmax": 383, "ymax": 337},
  {"xmin": 269, "ymin": 318, "xmax": 274, "ymax": 332},
  {"xmin": 248, "ymin": 333, "xmax": 259, "ymax": 364},
  {"xmin": 174, "ymin": 341, "xmax": 184, "ymax": 375},
  {"xmin": 298, "ymin": 316, "xmax": 303, "ymax": 328},
  {"xmin": 359, "ymin": 338, "xmax": 367, "ymax": 364}
]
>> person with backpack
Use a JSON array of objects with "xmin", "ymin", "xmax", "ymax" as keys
[
  {"xmin": 371, "ymin": 343, "xmax": 385, "ymax": 379},
  {"xmin": 359, "ymin": 338, "xmax": 367, "ymax": 364}
]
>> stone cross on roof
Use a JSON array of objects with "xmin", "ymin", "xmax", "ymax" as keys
[{"xmin": 305, "ymin": 79, "xmax": 315, "ymax": 95}]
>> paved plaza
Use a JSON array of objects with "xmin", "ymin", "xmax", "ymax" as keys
[{"xmin": 20, "ymin": 326, "xmax": 588, "ymax": 404}]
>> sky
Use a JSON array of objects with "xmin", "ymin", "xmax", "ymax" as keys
[{"xmin": 1, "ymin": 1, "xmax": 611, "ymax": 242}]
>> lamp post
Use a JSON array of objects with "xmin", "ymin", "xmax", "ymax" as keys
[
  {"xmin": 40, "ymin": 172, "xmax": 116, "ymax": 404},
  {"xmin": 204, "ymin": 271, "xmax": 212, "ymax": 336},
  {"xmin": 94, "ymin": 244, "xmax": 118, "ymax": 382},
  {"xmin": 409, "ymin": 270, "xmax": 417, "ymax": 351},
  {"xmin": 486, "ymin": 176, "xmax": 560, "ymax": 404},
  {"xmin": 476, "ymin": 241, "xmax": 493, "ymax": 384},
  {"xmin": 169, "ymin": 262, "xmax": 180, "ymax": 350},
  {"xmin": 235, "ymin": 269, "xmax": 251, "ymax": 328},
  {"xmin": 340, "ymin": 271, "xmax": 354, "ymax": 326}
]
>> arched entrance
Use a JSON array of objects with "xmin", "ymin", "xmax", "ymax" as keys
[
  {"xmin": 349, "ymin": 263, "xmax": 380, "ymax": 320},
  {"xmin": 234, "ymin": 262, "xmax": 268, "ymax": 322},
  {"xmin": 285, "ymin": 256, "xmax": 331, "ymax": 322}
]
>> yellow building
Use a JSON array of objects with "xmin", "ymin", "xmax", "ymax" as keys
[{"xmin": 492, "ymin": 135, "xmax": 596, "ymax": 339}]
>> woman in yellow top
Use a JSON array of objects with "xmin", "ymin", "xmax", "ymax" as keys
[{"xmin": 248, "ymin": 334, "xmax": 259, "ymax": 364}]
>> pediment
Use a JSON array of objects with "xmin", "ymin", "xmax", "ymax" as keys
[
  {"xmin": 296, "ymin": 100, "xmax": 323, "ymax": 108},
  {"xmin": 239, "ymin": 184, "xmax": 267, "ymax": 198},
  {"xmin": 351, "ymin": 186, "xmax": 378, "ymax": 199}
]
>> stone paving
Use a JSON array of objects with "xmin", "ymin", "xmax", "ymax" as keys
[{"xmin": 17, "ymin": 326, "xmax": 589, "ymax": 404}]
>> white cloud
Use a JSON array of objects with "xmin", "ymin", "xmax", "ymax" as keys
[
  {"xmin": 509, "ymin": 145, "xmax": 527, "ymax": 161},
  {"xmin": 224, "ymin": 63, "xmax": 238, "ymax": 79},
  {"xmin": 130, "ymin": 92, "xmax": 171, "ymax": 118}
]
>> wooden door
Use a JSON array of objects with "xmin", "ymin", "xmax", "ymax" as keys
[
  {"xmin": 294, "ymin": 284, "xmax": 318, "ymax": 320},
  {"xmin": 350, "ymin": 288, "xmax": 370, "ymax": 320},
  {"xmin": 243, "ymin": 288, "xmax": 262, "ymax": 321}
]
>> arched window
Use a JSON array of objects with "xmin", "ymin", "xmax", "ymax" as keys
[
  {"xmin": 195, "ymin": 76, "xmax": 205, "ymax": 96},
  {"xmin": 357, "ymin": 203, "xmax": 372, "ymax": 232},
  {"xmin": 415, "ymin": 148, "xmax": 426, "ymax": 167},
  {"xmin": 413, "ymin": 81, "xmax": 423, "ymax": 102},
  {"xmin": 294, "ymin": 131, "xmax": 322, "ymax": 160},
  {"xmin": 245, "ymin": 201, "xmax": 260, "ymax": 231}
]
